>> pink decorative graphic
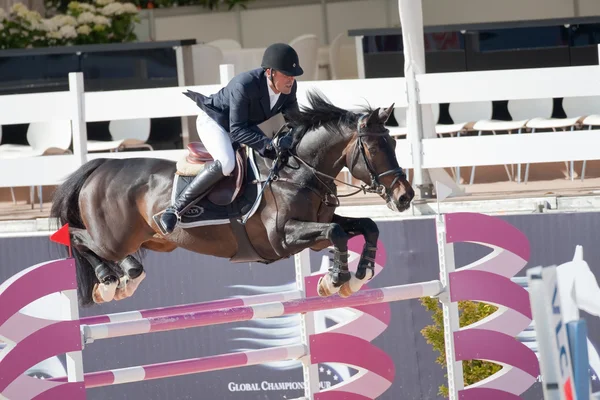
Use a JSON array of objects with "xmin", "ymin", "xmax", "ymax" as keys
[
  {"xmin": 311, "ymin": 333, "xmax": 395, "ymax": 400},
  {"xmin": 444, "ymin": 212, "xmax": 530, "ymax": 262},
  {"xmin": 442, "ymin": 212, "xmax": 539, "ymax": 399},
  {"xmin": 2, "ymin": 375, "xmax": 84, "ymax": 400},
  {"xmin": 0, "ymin": 259, "xmax": 85, "ymax": 399},
  {"xmin": 305, "ymin": 236, "xmax": 395, "ymax": 400}
]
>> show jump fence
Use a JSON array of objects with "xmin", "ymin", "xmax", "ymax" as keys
[{"xmin": 1, "ymin": 211, "xmax": 562, "ymax": 399}]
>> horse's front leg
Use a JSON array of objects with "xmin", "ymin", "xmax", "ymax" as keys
[
  {"xmin": 331, "ymin": 214, "xmax": 379, "ymax": 297},
  {"xmin": 282, "ymin": 219, "xmax": 351, "ymax": 298}
]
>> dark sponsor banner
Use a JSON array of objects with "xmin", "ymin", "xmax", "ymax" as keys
[{"xmin": 1, "ymin": 212, "xmax": 599, "ymax": 399}]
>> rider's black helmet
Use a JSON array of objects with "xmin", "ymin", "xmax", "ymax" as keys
[{"xmin": 261, "ymin": 43, "xmax": 304, "ymax": 77}]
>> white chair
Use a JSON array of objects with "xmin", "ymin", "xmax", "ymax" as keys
[
  {"xmin": 389, "ymin": 105, "xmax": 442, "ymax": 182},
  {"xmin": 328, "ymin": 32, "xmax": 358, "ymax": 80},
  {"xmin": 0, "ymin": 120, "xmax": 73, "ymax": 210},
  {"xmin": 522, "ymin": 97, "xmax": 583, "ymax": 183},
  {"xmin": 390, "ymin": 107, "xmax": 408, "ymax": 138},
  {"xmin": 289, "ymin": 34, "xmax": 319, "ymax": 81},
  {"xmin": 207, "ymin": 38, "xmax": 242, "ymax": 51},
  {"xmin": 191, "ymin": 44, "xmax": 223, "ymax": 85},
  {"xmin": 390, "ymin": 104, "xmax": 440, "ymax": 138},
  {"xmin": 434, "ymin": 103, "xmax": 470, "ymax": 138},
  {"xmin": 0, "ymin": 126, "xmax": 15, "ymax": 204},
  {"xmin": 469, "ymin": 98, "xmax": 554, "ymax": 184},
  {"xmin": 87, "ymin": 118, "xmax": 152, "ymax": 153},
  {"xmin": 562, "ymin": 95, "xmax": 600, "ymax": 181},
  {"xmin": 444, "ymin": 101, "xmax": 493, "ymax": 184},
  {"xmin": 0, "ymin": 120, "xmax": 72, "ymax": 158},
  {"xmin": 507, "ymin": 98, "xmax": 554, "ymax": 183}
]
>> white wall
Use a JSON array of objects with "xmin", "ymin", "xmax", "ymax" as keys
[
  {"xmin": 578, "ymin": 0, "xmax": 600, "ymax": 16},
  {"xmin": 152, "ymin": 11, "xmax": 239, "ymax": 44},
  {"xmin": 138, "ymin": 0, "xmax": 597, "ymax": 49},
  {"xmin": 326, "ymin": 0, "xmax": 391, "ymax": 43},
  {"xmin": 240, "ymin": 3, "xmax": 323, "ymax": 47},
  {"xmin": 138, "ymin": 0, "xmax": 393, "ymax": 47}
]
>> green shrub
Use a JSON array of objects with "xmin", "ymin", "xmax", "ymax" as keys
[{"xmin": 420, "ymin": 297, "xmax": 502, "ymax": 398}]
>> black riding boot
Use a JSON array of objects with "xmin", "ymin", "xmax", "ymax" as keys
[{"xmin": 159, "ymin": 160, "xmax": 225, "ymax": 234}]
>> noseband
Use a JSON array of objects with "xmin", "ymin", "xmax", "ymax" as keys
[{"xmin": 352, "ymin": 114, "xmax": 406, "ymax": 202}]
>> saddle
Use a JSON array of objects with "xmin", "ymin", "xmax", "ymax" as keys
[{"xmin": 177, "ymin": 141, "xmax": 248, "ymax": 206}]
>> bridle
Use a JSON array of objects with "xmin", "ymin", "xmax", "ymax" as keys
[
  {"xmin": 347, "ymin": 114, "xmax": 407, "ymax": 203},
  {"xmin": 265, "ymin": 113, "xmax": 406, "ymax": 206}
]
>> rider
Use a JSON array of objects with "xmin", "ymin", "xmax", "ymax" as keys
[{"xmin": 158, "ymin": 42, "xmax": 304, "ymax": 235}]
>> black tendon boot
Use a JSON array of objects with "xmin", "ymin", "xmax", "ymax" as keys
[{"xmin": 159, "ymin": 160, "xmax": 225, "ymax": 234}]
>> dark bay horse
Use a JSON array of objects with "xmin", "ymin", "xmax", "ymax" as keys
[{"xmin": 50, "ymin": 91, "xmax": 414, "ymax": 307}]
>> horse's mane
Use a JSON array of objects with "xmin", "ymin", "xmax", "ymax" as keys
[{"xmin": 286, "ymin": 89, "xmax": 372, "ymax": 138}]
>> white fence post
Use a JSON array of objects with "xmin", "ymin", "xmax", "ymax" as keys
[
  {"xmin": 437, "ymin": 214, "xmax": 464, "ymax": 399},
  {"xmin": 295, "ymin": 249, "xmax": 320, "ymax": 399},
  {"xmin": 405, "ymin": 67, "xmax": 426, "ymax": 191},
  {"xmin": 69, "ymin": 72, "xmax": 87, "ymax": 168},
  {"xmin": 175, "ymin": 44, "xmax": 197, "ymax": 146},
  {"xmin": 220, "ymin": 64, "xmax": 235, "ymax": 85},
  {"xmin": 398, "ymin": 0, "xmax": 435, "ymax": 198},
  {"xmin": 64, "ymin": 288, "xmax": 85, "ymax": 384}
]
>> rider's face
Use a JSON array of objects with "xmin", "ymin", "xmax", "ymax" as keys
[{"xmin": 270, "ymin": 70, "xmax": 295, "ymax": 95}]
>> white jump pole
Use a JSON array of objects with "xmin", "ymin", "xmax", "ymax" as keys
[{"xmin": 436, "ymin": 213, "xmax": 464, "ymax": 398}]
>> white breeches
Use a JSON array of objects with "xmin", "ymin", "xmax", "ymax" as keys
[{"xmin": 196, "ymin": 110, "xmax": 236, "ymax": 176}]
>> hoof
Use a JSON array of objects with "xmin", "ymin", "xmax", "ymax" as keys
[
  {"xmin": 92, "ymin": 281, "xmax": 118, "ymax": 304},
  {"xmin": 338, "ymin": 281, "xmax": 354, "ymax": 298},
  {"xmin": 317, "ymin": 275, "xmax": 340, "ymax": 297},
  {"xmin": 338, "ymin": 272, "xmax": 371, "ymax": 298}
]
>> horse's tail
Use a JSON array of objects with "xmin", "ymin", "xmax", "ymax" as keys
[{"xmin": 50, "ymin": 158, "xmax": 108, "ymax": 307}]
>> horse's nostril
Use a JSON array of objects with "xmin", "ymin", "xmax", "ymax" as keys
[{"xmin": 399, "ymin": 194, "xmax": 410, "ymax": 204}]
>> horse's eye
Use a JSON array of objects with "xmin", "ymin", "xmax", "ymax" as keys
[{"xmin": 367, "ymin": 142, "xmax": 379, "ymax": 154}]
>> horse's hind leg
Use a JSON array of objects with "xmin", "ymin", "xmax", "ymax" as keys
[{"xmin": 280, "ymin": 219, "xmax": 351, "ymax": 298}]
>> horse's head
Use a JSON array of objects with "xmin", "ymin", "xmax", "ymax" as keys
[
  {"xmin": 346, "ymin": 105, "xmax": 414, "ymax": 212},
  {"xmin": 285, "ymin": 90, "xmax": 414, "ymax": 212}
]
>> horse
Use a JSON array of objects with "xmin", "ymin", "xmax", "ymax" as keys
[{"xmin": 49, "ymin": 90, "xmax": 414, "ymax": 307}]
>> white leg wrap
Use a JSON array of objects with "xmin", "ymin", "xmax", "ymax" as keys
[
  {"xmin": 93, "ymin": 281, "xmax": 118, "ymax": 303},
  {"xmin": 124, "ymin": 271, "xmax": 146, "ymax": 297},
  {"xmin": 324, "ymin": 275, "xmax": 341, "ymax": 294},
  {"xmin": 118, "ymin": 275, "xmax": 129, "ymax": 289},
  {"xmin": 348, "ymin": 269, "xmax": 374, "ymax": 293}
]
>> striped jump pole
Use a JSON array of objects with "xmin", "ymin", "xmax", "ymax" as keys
[
  {"xmin": 80, "ymin": 290, "xmax": 302, "ymax": 325},
  {"xmin": 0, "ymin": 212, "xmax": 542, "ymax": 400},
  {"xmin": 49, "ymin": 344, "xmax": 306, "ymax": 389},
  {"xmin": 82, "ymin": 280, "xmax": 444, "ymax": 343}
]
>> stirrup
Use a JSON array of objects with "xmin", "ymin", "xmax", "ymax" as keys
[
  {"xmin": 162, "ymin": 206, "xmax": 183, "ymax": 222},
  {"xmin": 153, "ymin": 208, "xmax": 181, "ymax": 236}
]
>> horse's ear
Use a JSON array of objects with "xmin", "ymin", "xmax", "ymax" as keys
[
  {"xmin": 366, "ymin": 107, "xmax": 381, "ymax": 126},
  {"xmin": 378, "ymin": 103, "xmax": 395, "ymax": 123}
]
